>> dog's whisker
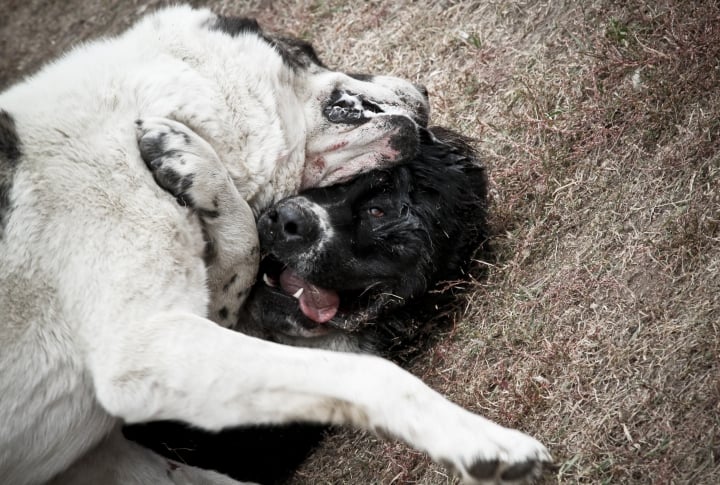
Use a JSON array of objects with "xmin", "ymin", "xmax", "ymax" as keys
[{"xmin": 358, "ymin": 281, "xmax": 383, "ymax": 298}]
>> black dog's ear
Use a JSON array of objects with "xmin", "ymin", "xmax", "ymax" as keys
[
  {"xmin": 426, "ymin": 126, "xmax": 477, "ymax": 152},
  {"xmin": 418, "ymin": 126, "xmax": 437, "ymax": 145}
]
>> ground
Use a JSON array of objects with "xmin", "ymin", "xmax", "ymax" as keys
[{"xmin": 2, "ymin": 0, "xmax": 718, "ymax": 483}]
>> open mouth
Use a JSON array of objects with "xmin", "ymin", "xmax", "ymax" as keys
[
  {"xmin": 259, "ymin": 256, "xmax": 377, "ymax": 331},
  {"xmin": 323, "ymin": 90, "xmax": 385, "ymax": 125}
]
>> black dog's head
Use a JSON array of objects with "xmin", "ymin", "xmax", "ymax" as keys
[{"xmin": 237, "ymin": 127, "xmax": 488, "ymax": 352}]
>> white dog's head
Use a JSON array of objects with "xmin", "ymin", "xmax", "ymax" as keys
[
  {"xmin": 301, "ymin": 72, "xmax": 430, "ymax": 188},
  {"xmin": 273, "ymin": 35, "xmax": 429, "ymax": 187},
  {"xmin": 211, "ymin": 19, "xmax": 430, "ymax": 189}
]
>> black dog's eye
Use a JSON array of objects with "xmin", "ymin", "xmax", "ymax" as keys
[{"xmin": 368, "ymin": 207, "xmax": 385, "ymax": 218}]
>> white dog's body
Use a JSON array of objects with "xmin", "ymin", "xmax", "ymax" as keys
[{"xmin": 0, "ymin": 6, "xmax": 549, "ymax": 484}]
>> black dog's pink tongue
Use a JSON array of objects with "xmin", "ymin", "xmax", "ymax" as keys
[{"xmin": 279, "ymin": 269, "xmax": 339, "ymax": 323}]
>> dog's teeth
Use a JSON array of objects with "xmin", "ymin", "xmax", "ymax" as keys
[
  {"xmin": 263, "ymin": 273, "xmax": 277, "ymax": 287},
  {"xmin": 292, "ymin": 288, "xmax": 304, "ymax": 299}
]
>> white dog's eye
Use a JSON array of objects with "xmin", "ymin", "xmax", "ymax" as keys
[{"xmin": 368, "ymin": 207, "xmax": 385, "ymax": 218}]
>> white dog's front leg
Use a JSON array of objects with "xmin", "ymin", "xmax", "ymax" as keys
[
  {"xmin": 136, "ymin": 118, "xmax": 259, "ymax": 327},
  {"xmin": 90, "ymin": 312, "xmax": 550, "ymax": 484}
]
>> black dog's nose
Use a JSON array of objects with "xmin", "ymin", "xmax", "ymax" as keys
[
  {"xmin": 259, "ymin": 202, "xmax": 317, "ymax": 249},
  {"xmin": 276, "ymin": 204, "xmax": 310, "ymax": 241}
]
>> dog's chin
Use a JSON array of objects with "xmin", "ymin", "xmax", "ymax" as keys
[
  {"xmin": 247, "ymin": 290, "xmax": 382, "ymax": 342},
  {"xmin": 253, "ymin": 257, "xmax": 388, "ymax": 338},
  {"xmin": 247, "ymin": 287, "xmax": 336, "ymax": 339}
]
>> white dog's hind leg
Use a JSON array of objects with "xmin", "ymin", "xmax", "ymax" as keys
[
  {"xmin": 136, "ymin": 118, "xmax": 259, "ymax": 327},
  {"xmin": 49, "ymin": 427, "xmax": 252, "ymax": 485},
  {"xmin": 90, "ymin": 312, "xmax": 550, "ymax": 484}
]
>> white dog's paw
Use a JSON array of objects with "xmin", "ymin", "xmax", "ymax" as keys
[
  {"xmin": 136, "ymin": 117, "xmax": 229, "ymax": 215},
  {"xmin": 460, "ymin": 429, "xmax": 551, "ymax": 484},
  {"xmin": 453, "ymin": 428, "xmax": 550, "ymax": 484},
  {"xmin": 417, "ymin": 405, "xmax": 552, "ymax": 484}
]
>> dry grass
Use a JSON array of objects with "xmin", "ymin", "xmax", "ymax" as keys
[
  {"xmin": 255, "ymin": 1, "xmax": 720, "ymax": 483},
  {"xmin": 2, "ymin": 0, "xmax": 719, "ymax": 483}
]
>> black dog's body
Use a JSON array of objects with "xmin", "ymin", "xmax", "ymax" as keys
[{"xmin": 127, "ymin": 128, "xmax": 489, "ymax": 483}]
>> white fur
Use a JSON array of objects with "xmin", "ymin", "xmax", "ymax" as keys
[{"xmin": 0, "ymin": 5, "xmax": 549, "ymax": 484}]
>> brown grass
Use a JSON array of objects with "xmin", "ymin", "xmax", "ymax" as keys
[{"xmin": 2, "ymin": 0, "xmax": 719, "ymax": 483}]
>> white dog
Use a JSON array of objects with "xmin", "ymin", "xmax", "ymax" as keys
[{"xmin": 0, "ymin": 5, "xmax": 551, "ymax": 484}]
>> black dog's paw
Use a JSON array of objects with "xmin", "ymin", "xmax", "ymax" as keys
[{"xmin": 136, "ymin": 117, "xmax": 227, "ymax": 215}]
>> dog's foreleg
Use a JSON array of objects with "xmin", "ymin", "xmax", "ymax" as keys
[
  {"xmin": 90, "ymin": 313, "xmax": 550, "ymax": 484},
  {"xmin": 201, "ymin": 194, "xmax": 259, "ymax": 326},
  {"xmin": 136, "ymin": 118, "xmax": 259, "ymax": 327}
]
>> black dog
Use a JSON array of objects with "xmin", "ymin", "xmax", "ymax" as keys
[
  {"xmin": 238, "ymin": 126, "xmax": 488, "ymax": 354},
  {"xmin": 126, "ymin": 127, "xmax": 489, "ymax": 484}
]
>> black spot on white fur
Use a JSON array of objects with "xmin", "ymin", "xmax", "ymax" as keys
[
  {"xmin": 271, "ymin": 36, "xmax": 326, "ymax": 70},
  {"xmin": 222, "ymin": 274, "xmax": 238, "ymax": 292},
  {"xmin": 202, "ymin": 232, "xmax": 216, "ymax": 265},
  {"xmin": 501, "ymin": 460, "xmax": 539, "ymax": 480},
  {"xmin": 0, "ymin": 111, "xmax": 21, "ymax": 161},
  {"xmin": 464, "ymin": 456, "xmax": 544, "ymax": 482},
  {"xmin": 347, "ymin": 73, "xmax": 375, "ymax": 82},
  {"xmin": 136, "ymin": 121, "xmax": 197, "ymax": 209},
  {"xmin": 0, "ymin": 109, "xmax": 21, "ymax": 235},
  {"xmin": 211, "ymin": 16, "xmax": 263, "ymax": 38},
  {"xmin": 210, "ymin": 15, "xmax": 324, "ymax": 71},
  {"xmin": 467, "ymin": 458, "xmax": 499, "ymax": 479}
]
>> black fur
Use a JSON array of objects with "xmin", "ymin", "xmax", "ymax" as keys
[
  {"xmin": 124, "ymin": 423, "xmax": 326, "ymax": 485},
  {"xmin": 347, "ymin": 73, "xmax": 375, "ymax": 82},
  {"xmin": 136, "ymin": 121, "xmax": 210, "ymax": 213},
  {"xmin": 211, "ymin": 16, "xmax": 263, "ymax": 37},
  {"xmin": 0, "ymin": 109, "xmax": 21, "ymax": 235},
  {"xmin": 271, "ymin": 35, "xmax": 326, "ymax": 70}
]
